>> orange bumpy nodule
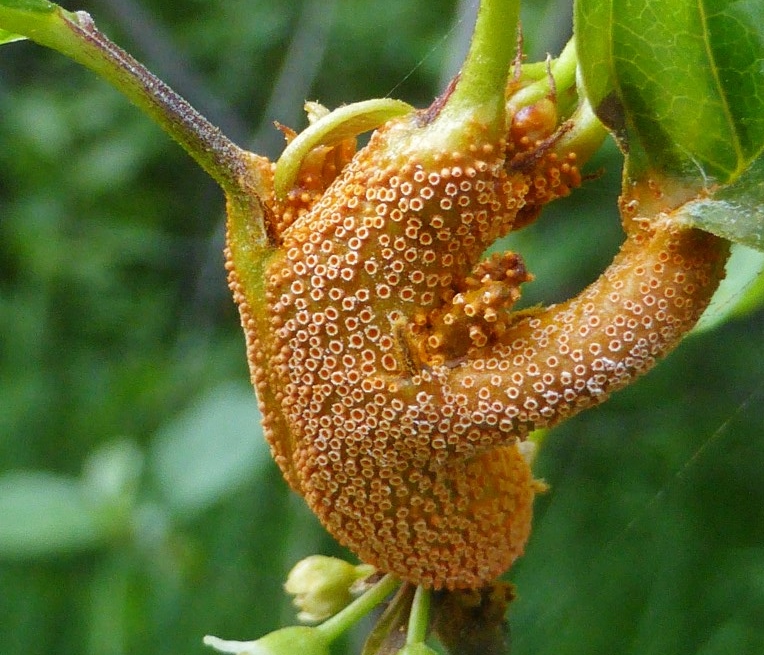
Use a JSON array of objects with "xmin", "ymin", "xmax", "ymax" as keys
[{"xmin": 226, "ymin": 98, "xmax": 728, "ymax": 589}]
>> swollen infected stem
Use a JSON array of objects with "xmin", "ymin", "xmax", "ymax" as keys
[
  {"xmin": 224, "ymin": 0, "xmax": 727, "ymax": 593},
  {"xmin": 444, "ymin": 210, "xmax": 730, "ymax": 445}
]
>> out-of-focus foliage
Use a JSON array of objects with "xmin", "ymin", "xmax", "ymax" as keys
[{"xmin": 0, "ymin": 1, "xmax": 762, "ymax": 654}]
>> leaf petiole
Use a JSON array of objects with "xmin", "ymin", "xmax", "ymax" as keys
[
  {"xmin": 316, "ymin": 574, "xmax": 400, "ymax": 643},
  {"xmin": 507, "ymin": 37, "xmax": 578, "ymax": 113},
  {"xmin": 405, "ymin": 586, "xmax": 431, "ymax": 647}
]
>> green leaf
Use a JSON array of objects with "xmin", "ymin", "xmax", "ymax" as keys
[
  {"xmin": 575, "ymin": 0, "xmax": 764, "ymax": 185},
  {"xmin": 149, "ymin": 382, "xmax": 270, "ymax": 517},
  {"xmin": 0, "ymin": 28, "xmax": 24, "ymax": 44},
  {"xmin": 0, "ymin": 471, "xmax": 108, "ymax": 558},
  {"xmin": 0, "ymin": 0, "xmax": 56, "ymax": 45},
  {"xmin": 683, "ymin": 155, "xmax": 764, "ymax": 250},
  {"xmin": 694, "ymin": 243, "xmax": 764, "ymax": 333},
  {"xmin": 0, "ymin": 0, "xmax": 56, "ymax": 44},
  {"xmin": 82, "ymin": 439, "xmax": 144, "ymax": 504},
  {"xmin": 0, "ymin": 0, "xmax": 55, "ymax": 11}
]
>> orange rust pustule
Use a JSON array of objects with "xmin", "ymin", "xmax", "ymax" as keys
[
  {"xmin": 270, "ymin": 135, "xmax": 357, "ymax": 239},
  {"xmin": 225, "ymin": 107, "xmax": 728, "ymax": 589}
]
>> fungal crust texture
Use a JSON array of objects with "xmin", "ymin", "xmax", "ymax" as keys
[{"xmin": 226, "ymin": 91, "xmax": 728, "ymax": 589}]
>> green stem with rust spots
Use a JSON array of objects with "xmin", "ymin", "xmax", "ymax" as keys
[{"xmin": 554, "ymin": 97, "xmax": 608, "ymax": 163}]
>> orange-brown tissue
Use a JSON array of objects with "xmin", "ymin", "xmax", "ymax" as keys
[{"xmin": 225, "ymin": 98, "xmax": 728, "ymax": 590}]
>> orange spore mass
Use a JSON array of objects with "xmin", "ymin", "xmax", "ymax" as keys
[{"xmin": 225, "ymin": 104, "xmax": 727, "ymax": 589}]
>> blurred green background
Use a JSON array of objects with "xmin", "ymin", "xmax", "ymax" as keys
[{"xmin": 0, "ymin": 0, "xmax": 763, "ymax": 654}]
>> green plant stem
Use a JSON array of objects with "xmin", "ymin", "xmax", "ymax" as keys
[
  {"xmin": 405, "ymin": 586, "xmax": 431, "ymax": 646},
  {"xmin": 0, "ymin": 4, "xmax": 267, "ymax": 244},
  {"xmin": 435, "ymin": 0, "xmax": 520, "ymax": 135},
  {"xmin": 554, "ymin": 96, "xmax": 609, "ymax": 162},
  {"xmin": 316, "ymin": 574, "xmax": 400, "ymax": 643},
  {"xmin": 508, "ymin": 37, "xmax": 578, "ymax": 113},
  {"xmin": 505, "ymin": 35, "xmax": 608, "ymax": 162},
  {"xmin": 273, "ymin": 98, "xmax": 414, "ymax": 198}
]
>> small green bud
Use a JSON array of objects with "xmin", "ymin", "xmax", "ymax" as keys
[
  {"xmin": 284, "ymin": 555, "xmax": 375, "ymax": 622},
  {"xmin": 203, "ymin": 627, "xmax": 329, "ymax": 655}
]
